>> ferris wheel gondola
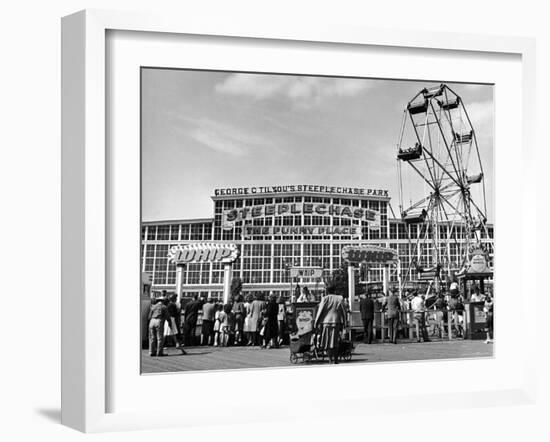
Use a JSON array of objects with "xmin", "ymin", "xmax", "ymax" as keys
[{"xmin": 396, "ymin": 84, "xmax": 489, "ymax": 287}]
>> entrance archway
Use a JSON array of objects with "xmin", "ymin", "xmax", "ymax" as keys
[{"xmin": 168, "ymin": 243, "xmax": 240, "ymax": 304}]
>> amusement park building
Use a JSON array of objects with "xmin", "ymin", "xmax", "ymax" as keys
[{"xmin": 141, "ymin": 186, "xmax": 494, "ymax": 299}]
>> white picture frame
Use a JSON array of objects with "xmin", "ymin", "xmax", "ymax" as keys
[{"xmin": 61, "ymin": 9, "xmax": 537, "ymax": 433}]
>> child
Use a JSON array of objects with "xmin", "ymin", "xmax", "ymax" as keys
[
  {"xmin": 221, "ymin": 303, "xmax": 235, "ymax": 347},
  {"xmin": 213, "ymin": 303, "xmax": 224, "ymax": 347}
]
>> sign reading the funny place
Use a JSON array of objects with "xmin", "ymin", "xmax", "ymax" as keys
[
  {"xmin": 242, "ymin": 225, "xmax": 366, "ymax": 237},
  {"xmin": 168, "ymin": 243, "xmax": 239, "ymax": 264},
  {"xmin": 341, "ymin": 245, "xmax": 398, "ymax": 264}
]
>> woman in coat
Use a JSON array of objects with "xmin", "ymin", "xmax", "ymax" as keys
[
  {"xmin": 246, "ymin": 293, "xmax": 264, "ymax": 346},
  {"xmin": 262, "ymin": 294, "xmax": 279, "ymax": 348},
  {"xmin": 314, "ymin": 283, "xmax": 347, "ymax": 364},
  {"xmin": 232, "ymin": 294, "xmax": 246, "ymax": 345}
]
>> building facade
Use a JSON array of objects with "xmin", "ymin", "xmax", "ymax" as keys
[{"xmin": 141, "ymin": 186, "xmax": 494, "ymax": 299}]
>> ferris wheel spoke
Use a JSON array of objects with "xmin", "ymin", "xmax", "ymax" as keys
[
  {"xmin": 437, "ymin": 197, "xmax": 462, "ymax": 266},
  {"xmin": 420, "ymin": 145, "xmax": 462, "ymax": 188},
  {"xmin": 402, "ymin": 194, "xmax": 431, "ymax": 215},
  {"xmin": 424, "ymin": 112, "xmax": 441, "ymax": 186},
  {"xmin": 460, "ymin": 101, "xmax": 489, "ymax": 217},
  {"xmin": 408, "ymin": 161, "xmax": 438, "ymax": 193},
  {"xmin": 428, "ymin": 100, "xmax": 462, "ymax": 183}
]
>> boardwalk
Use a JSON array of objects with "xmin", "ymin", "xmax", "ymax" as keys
[{"xmin": 141, "ymin": 340, "xmax": 493, "ymax": 374}]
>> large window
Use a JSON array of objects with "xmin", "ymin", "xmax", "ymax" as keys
[
  {"xmin": 153, "ymin": 244, "xmax": 169, "ymax": 284},
  {"xmin": 156, "ymin": 225, "xmax": 170, "ymax": 240},
  {"xmin": 242, "ymin": 244, "xmax": 272, "ymax": 283},
  {"xmin": 170, "ymin": 224, "xmax": 180, "ymax": 240}
]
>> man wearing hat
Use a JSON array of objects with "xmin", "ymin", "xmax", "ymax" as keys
[
  {"xmin": 183, "ymin": 294, "xmax": 202, "ymax": 346},
  {"xmin": 201, "ymin": 297, "xmax": 216, "ymax": 345},
  {"xmin": 382, "ymin": 289, "xmax": 401, "ymax": 344},
  {"xmin": 359, "ymin": 292, "xmax": 375, "ymax": 344},
  {"xmin": 148, "ymin": 296, "xmax": 171, "ymax": 356},
  {"xmin": 411, "ymin": 291, "xmax": 431, "ymax": 343}
]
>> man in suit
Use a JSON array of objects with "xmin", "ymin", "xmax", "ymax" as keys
[
  {"xmin": 359, "ymin": 293, "xmax": 375, "ymax": 344},
  {"xmin": 382, "ymin": 289, "xmax": 401, "ymax": 344},
  {"xmin": 183, "ymin": 294, "xmax": 202, "ymax": 346},
  {"xmin": 314, "ymin": 283, "xmax": 347, "ymax": 364}
]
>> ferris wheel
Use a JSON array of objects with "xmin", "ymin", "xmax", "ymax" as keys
[{"xmin": 396, "ymin": 84, "xmax": 489, "ymax": 284}]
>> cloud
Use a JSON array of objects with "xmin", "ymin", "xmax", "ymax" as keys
[
  {"xmin": 458, "ymin": 83, "xmax": 492, "ymax": 93},
  {"xmin": 215, "ymin": 74, "xmax": 372, "ymax": 106},
  {"xmin": 177, "ymin": 116, "xmax": 276, "ymax": 157},
  {"xmin": 466, "ymin": 100, "xmax": 493, "ymax": 132}
]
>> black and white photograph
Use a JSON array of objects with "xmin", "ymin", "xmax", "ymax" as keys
[{"xmin": 140, "ymin": 69, "xmax": 495, "ymax": 374}]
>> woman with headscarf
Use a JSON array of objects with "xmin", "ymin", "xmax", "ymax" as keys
[{"xmin": 314, "ymin": 282, "xmax": 348, "ymax": 364}]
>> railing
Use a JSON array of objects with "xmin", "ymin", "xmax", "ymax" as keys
[{"xmin": 350, "ymin": 308, "xmax": 467, "ymax": 341}]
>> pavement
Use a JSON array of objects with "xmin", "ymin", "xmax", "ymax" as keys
[{"xmin": 141, "ymin": 339, "xmax": 494, "ymax": 374}]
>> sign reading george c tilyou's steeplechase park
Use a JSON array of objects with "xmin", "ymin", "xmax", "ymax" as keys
[{"xmin": 214, "ymin": 185, "xmax": 389, "ymax": 197}]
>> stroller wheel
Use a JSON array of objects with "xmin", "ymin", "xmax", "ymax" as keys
[{"xmin": 290, "ymin": 353, "xmax": 298, "ymax": 364}]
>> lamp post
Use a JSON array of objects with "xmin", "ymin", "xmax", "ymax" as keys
[{"xmin": 284, "ymin": 260, "xmax": 293, "ymax": 302}]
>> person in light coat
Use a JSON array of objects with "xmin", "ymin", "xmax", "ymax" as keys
[
  {"xmin": 246, "ymin": 293, "xmax": 264, "ymax": 346},
  {"xmin": 314, "ymin": 283, "xmax": 347, "ymax": 364}
]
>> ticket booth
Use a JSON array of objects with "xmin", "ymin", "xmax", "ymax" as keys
[
  {"xmin": 463, "ymin": 301, "xmax": 487, "ymax": 340},
  {"xmin": 341, "ymin": 245, "xmax": 399, "ymax": 339},
  {"xmin": 456, "ymin": 245, "xmax": 493, "ymax": 340},
  {"xmin": 289, "ymin": 266, "xmax": 324, "ymax": 302}
]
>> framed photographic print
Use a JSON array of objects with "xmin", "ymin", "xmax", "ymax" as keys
[{"xmin": 62, "ymin": 9, "xmax": 536, "ymax": 433}]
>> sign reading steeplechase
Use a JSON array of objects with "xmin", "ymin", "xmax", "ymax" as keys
[
  {"xmin": 214, "ymin": 185, "xmax": 389, "ymax": 197},
  {"xmin": 222, "ymin": 202, "xmax": 381, "ymax": 233}
]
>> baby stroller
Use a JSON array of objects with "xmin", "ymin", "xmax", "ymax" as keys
[{"xmin": 289, "ymin": 331, "xmax": 324, "ymax": 364}]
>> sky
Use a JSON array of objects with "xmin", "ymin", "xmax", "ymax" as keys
[{"xmin": 141, "ymin": 69, "xmax": 494, "ymax": 222}]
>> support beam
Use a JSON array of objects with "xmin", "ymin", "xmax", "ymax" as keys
[
  {"xmin": 348, "ymin": 265, "xmax": 356, "ymax": 305},
  {"xmin": 347, "ymin": 266, "xmax": 356, "ymax": 341},
  {"xmin": 382, "ymin": 264, "xmax": 389, "ymax": 295},
  {"xmin": 223, "ymin": 263, "xmax": 233, "ymax": 305},
  {"xmin": 175, "ymin": 264, "xmax": 185, "ymax": 305}
]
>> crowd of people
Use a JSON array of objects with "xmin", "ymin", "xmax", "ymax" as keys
[
  {"xmin": 147, "ymin": 291, "xmax": 289, "ymax": 357},
  {"xmin": 358, "ymin": 286, "xmax": 494, "ymax": 345},
  {"xmin": 147, "ymin": 284, "xmax": 494, "ymax": 358}
]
